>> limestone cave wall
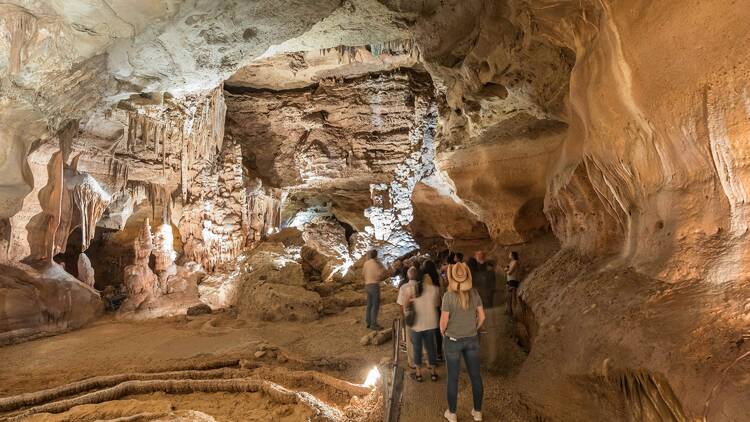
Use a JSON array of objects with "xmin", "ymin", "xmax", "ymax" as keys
[
  {"xmin": 400, "ymin": 0, "xmax": 750, "ymax": 420},
  {"xmin": 225, "ymin": 68, "xmax": 439, "ymax": 262}
]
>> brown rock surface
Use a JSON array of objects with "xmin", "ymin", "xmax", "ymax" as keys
[{"xmin": 0, "ymin": 263, "xmax": 102, "ymax": 345}]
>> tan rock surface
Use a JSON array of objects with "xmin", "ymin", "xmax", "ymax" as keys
[{"xmin": 0, "ymin": 263, "xmax": 102, "ymax": 345}]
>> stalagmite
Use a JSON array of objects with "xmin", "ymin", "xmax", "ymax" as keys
[
  {"xmin": 152, "ymin": 222, "xmax": 177, "ymax": 290},
  {"xmin": 76, "ymin": 253, "xmax": 96, "ymax": 288},
  {"xmin": 42, "ymin": 151, "xmax": 65, "ymax": 263},
  {"xmin": 120, "ymin": 219, "xmax": 158, "ymax": 310},
  {"xmin": 247, "ymin": 179, "xmax": 282, "ymax": 243},
  {"xmin": 179, "ymin": 130, "xmax": 248, "ymax": 271}
]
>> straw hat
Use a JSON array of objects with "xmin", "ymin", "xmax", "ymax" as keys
[{"xmin": 447, "ymin": 262, "xmax": 472, "ymax": 292}]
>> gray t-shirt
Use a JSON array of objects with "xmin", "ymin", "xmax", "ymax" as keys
[{"xmin": 441, "ymin": 289, "xmax": 482, "ymax": 339}]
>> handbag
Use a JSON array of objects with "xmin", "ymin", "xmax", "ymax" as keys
[{"xmin": 404, "ymin": 301, "xmax": 416, "ymax": 327}]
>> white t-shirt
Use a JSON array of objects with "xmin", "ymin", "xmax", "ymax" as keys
[{"xmin": 397, "ymin": 281, "xmax": 440, "ymax": 332}]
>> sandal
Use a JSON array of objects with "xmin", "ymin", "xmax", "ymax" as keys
[
  {"xmin": 431, "ymin": 372, "xmax": 438, "ymax": 382},
  {"xmin": 411, "ymin": 372, "xmax": 424, "ymax": 383}
]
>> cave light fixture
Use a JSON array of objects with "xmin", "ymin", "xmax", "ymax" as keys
[{"xmin": 363, "ymin": 366, "xmax": 381, "ymax": 388}]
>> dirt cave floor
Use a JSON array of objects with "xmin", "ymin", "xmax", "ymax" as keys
[{"xmin": 0, "ymin": 300, "xmax": 536, "ymax": 421}]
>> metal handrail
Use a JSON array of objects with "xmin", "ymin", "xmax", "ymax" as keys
[{"xmin": 384, "ymin": 318, "xmax": 405, "ymax": 422}]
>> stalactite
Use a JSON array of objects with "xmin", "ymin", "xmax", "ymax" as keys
[
  {"xmin": 107, "ymin": 157, "xmax": 129, "ymax": 192},
  {"xmin": 139, "ymin": 114, "xmax": 148, "ymax": 151},
  {"xmin": 120, "ymin": 88, "xmax": 230, "ymax": 272},
  {"xmin": 126, "ymin": 113, "xmax": 134, "ymax": 152},
  {"xmin": 247, "ymin": 185, "xmax": 282, "ymax": 243},
  {"xmin": 127, "ymin": 181, "xmax": 149, "ymax": 205},
  {"xmin": 320, "ymin": 45, "xmax": 360, "ymax": 64},
  {"xmin": 180, "ymin": 129, "xmax": 188, "ymax": 201},
  {"xmin": 72, "ymin": 175, "xmax": 112, "ymax": 251},
  {"xmin": 367, "ymin": 39, "xmax": 417, "ymax": 59},
  {"xmin": 6, "ymin": 10, "xmax": 37, "ymax": 75}
]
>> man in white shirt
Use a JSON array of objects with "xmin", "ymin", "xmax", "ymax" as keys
[{"xmin": 362, "ymin": 250, "xmax": 390, "ymax": 330}]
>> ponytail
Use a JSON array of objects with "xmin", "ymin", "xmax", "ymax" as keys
[{"xmin": 458, "ymin": 290, "xmax": 469, "ymax": 310}]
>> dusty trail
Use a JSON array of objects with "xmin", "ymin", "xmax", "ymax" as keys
[
  {"xmin": 0, "ymin": 297, "xmax": 536, "ymax": 421},
  {"xmin": 399, "ymin": 304, "xmax": 536, "ymax": 422}
]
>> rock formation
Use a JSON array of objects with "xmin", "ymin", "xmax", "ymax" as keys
[
  {"xmin": 179, "ymin": 136, "xmax": 249, "ymax": 271},
  {"xmin": 76, "ymin": 253, "xmax": 96, "ymax": 288},
  {"xmin": 0, "ymin": 263, "xmax": 102, "ymax": 345},
  {"xmin": 225, "ymin": 68, "xmax": 437, "ymax": 261},
  {"xmin": 120, "ymin": 219, "xmax": 158, "ymax": 311}
]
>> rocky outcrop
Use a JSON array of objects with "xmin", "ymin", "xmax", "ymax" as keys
[
  {"xmin": 120, "ymin": 219, "xmax": 159, "ymax": 312},
  {"xmin": 409, "ymin": 179, "xmax": 489, "ymax": 242},
  {"xmin": 228, "ymin": 239, "xmax": 321, "ymax": 322},
  {"xmin": 400, "ymin": 0, "xmax": 750, "ymax": 420},
  {"xmin": 226, "ymin": 68, "xmax": 437, "ymax": 260},
  {"xmin": 76, "ymin": 253, "xmax": 96, "ymax": 288},
  {"xmin": 515, "ymin": 251, "xmax": 749, "ymax": 421},
  {"xmin": 0, "ymin": 264, "xmax": 102, "ymax": 345},
  {"xmin": 118, "ymin": 218, "xmax": 202, "ymax": 319}
]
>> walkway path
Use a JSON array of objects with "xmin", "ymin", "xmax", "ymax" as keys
[{"xmin": 399, "ymin": 306, "xmax": 536, "ymax": 421}]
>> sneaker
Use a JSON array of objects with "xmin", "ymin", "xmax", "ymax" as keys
[
  {"xmin": 444, "ymin": 409, "xmax": 457, "ymax": 422},
  {"xmin": 471, "ymin": 409, "xmax": 483, "ymax": 421}
]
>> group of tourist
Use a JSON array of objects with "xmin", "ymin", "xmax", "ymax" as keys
[{"xmin": 362, "ymin": 248, "xmax": 521, "ymax": 422}]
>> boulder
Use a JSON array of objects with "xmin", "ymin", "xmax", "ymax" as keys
[
  {"xmin": 238, "ymin": 283, "xmax": 321, "ymax": 322},
  {"xmin": 0, "ymin": 264, "xmax": 103, "ymax": 345},
  {"xmin": 186, "ymin": 303, "xmax": 212, "ymax": 316},
  {"xmin": 330, "ymin": 289, "xmax": 366, "ymax": 308}
]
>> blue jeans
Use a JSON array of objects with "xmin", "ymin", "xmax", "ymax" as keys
[
  {"xmin": 410, "ymin": 329, "xmax": 438, "ymax": 367},
  {"xmin": 444, "ymin": 335, "xmax": 483, "ymax": 413},
  {"xmin": 365, "ymin": 284, "xmax": 380, "ymax": 328}
]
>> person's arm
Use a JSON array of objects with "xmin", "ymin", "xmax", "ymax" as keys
[
  {"xmin": 507, "ymin": 260, "xmax": 518, "ymax": 275},
  {"xmin": 440, "ymin": 311, "xmax": 449, "ymax": 336},
  {"xmin": 476, "ymin": 306, "xmax": 486, "ymax": 330}
]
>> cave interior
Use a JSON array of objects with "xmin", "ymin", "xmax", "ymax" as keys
[{"xmin": 0, "ymin": 1, "xmax": 748, "ymax": 421}]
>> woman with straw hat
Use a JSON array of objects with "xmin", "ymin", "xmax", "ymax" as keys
[{"xmin": 440, "ymin": 261, "xmax": 486, "ymax": 422}]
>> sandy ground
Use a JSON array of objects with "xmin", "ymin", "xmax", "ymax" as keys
[{"xmin": 0, "ymin": 295, "xmax": 536, "ymax": 421}]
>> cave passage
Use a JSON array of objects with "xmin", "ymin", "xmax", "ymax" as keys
[{"xmin": 0, "ymin": 1, "xmax": 748, "ymax": 422}]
